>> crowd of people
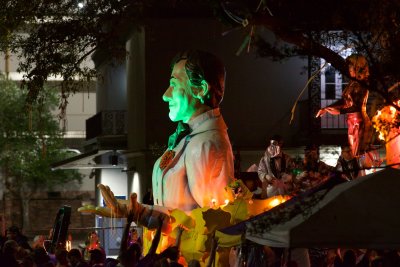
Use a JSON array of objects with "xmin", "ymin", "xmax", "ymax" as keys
[
  {"xmin": 0, "ymin": 221, "xmax": 199, "ymax": 267},
  {"xmin": 254, "ymin": 134, "xmax": 370, "ymax": 200},
  {"xmin": 2, "ymin": 224, "xmax": 400, "ymax": 267}
]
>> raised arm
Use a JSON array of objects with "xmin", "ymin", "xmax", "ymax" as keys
[
  {"xmin": 206, "ymin": 234, "xmax": 218, "ymax": 267},
  {"xmin": 174, "ymin": 225, "xmax": 184, "ymax": 248},
  {"xmin": 147, "ymin": 216, "xmax": 164, "ymax": 256},
  {"xmin": 119, "ymin": 210, "xmax": 134, "ymax": 256}
]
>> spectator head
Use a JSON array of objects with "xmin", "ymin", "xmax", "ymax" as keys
[
  {"xmin": 87, "ymin": 231, "xmax": 99, "ymax": 245},
  {"xmin": 269, "ymin": 134, "xmax": 284, "ymax": 147},
  {"xmin": 118, "ymin": 243, "xmax": 141, "ymax": 267},
  {"xmin": 105, "ymin": 258, "xmax": 119, "ymax": 267},
  {"xmin": 304, "ymin": 143, "xmax": 319, "ymax": 160},
  {"xmin": 89, "ymin": 248, "xmax": 105, "ymax": 264},
  {"xmin": 305, "ymin": 143, "xmax": 319, "ymax": 153},
  {"xmin": 67, "ymin": 248, "xmax": 83, "ymax": 266},
  {"xmin": 6, "ymin": 226, "xmax": 20, "ymax": 240},
  {"xmin": 384, "ymin": 250, "xmax": 400, "ymax": 266},
  {"xmin": 32, "ymin": 235, "xmax": 46, "ymax": 249},
  {"xmin": 267, "ymin": 134, "xmax": 283, "ymax": 158},
  {"xmin": 55, "ymin": 248, "xmax": 69, "ymax": 265},
  {"xmin": 21, "ymin": 255, "xmax": 36, "ymax": 267},
  {"xmin": 342, "ymin": 249, "xmax": 357, "ymax": 266},
  {"xmin": 188, "ymin": 259, "xmax": 201, "ymax": 267},
  {"xmin": 129, "ymin": 228, "xmax": 139, "ymax": 243},
  {"xmin": 33, "ymin": 247, "xmax": 51, "ymax": 265},
  {"xmin": 340, "ymin": 144, "xmax": 354, "ymax": 160},
  {"xmin": 2, "ymin": 239, "xmax": 18, "ymax": 255}
]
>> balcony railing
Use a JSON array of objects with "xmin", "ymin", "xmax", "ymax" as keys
[
  {"xmin": 86, "ymin": 110, "xmax": 127, "ymax": 140},
  {"xmin": 320, "ymin": 99, "xmax": 347, "ymax": 129}
]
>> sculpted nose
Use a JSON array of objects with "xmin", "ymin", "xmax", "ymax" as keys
[{"xmin": 163, "ymin": 87, "xmax": 172, "ymax": 102}]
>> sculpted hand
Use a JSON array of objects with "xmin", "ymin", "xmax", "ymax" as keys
[
  {"xmin": 316, "ymin": 107, "xmax": 340, "ymax": 117},
  {"xmin": 78, "ymin": 185, "xmax": 141, "ymax": 218},
  {"xmin": 79, "ymin": 184, "xmax": 170, "ymax": 232},
  {"xmin": 316, "ymin": 108, "xmax": 326, "ymax": 118},
  {"xmin": 98, "ymin": 184, "xmax": 145, "ymax": 219},
  {"xmin": 98, "ymin": 184, "xmax": 128, "ymax": 217}
]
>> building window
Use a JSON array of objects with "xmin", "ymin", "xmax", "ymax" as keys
[{"xmin": 320, "ymin": 59, "xmax": 348, "ymax": 129}]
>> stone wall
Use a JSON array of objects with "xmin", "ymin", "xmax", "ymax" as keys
[{"xmin": 2, "ymin": 191, "xmax": 95, "ymax": 240}]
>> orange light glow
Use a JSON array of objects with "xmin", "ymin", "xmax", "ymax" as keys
[
  {"xmin": 66, "ymin": 240, "xmax": 71, "ymax": 251},
  {"xmin": 372, "ymin": 101, "xmax": 400, "ymax": 141},
  {"xmin": 268, "ymin": 195, "xmax": 289, "ymax": 208},
  {"xmin": 269, "ymin": 198, "xmax": 281, "ymax": 207},
  {"xmin": 210, "ymin": 198, "xmax": 217, "ymax": 208},
  {"xmin": 160, "ymin": 234, "xmax": 169, "ymax": 251}
]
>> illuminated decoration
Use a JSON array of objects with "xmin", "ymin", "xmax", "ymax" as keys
[
  {"xmin": 372, "ymin": 100, "xmax": 400, "ymax": 141},
  {"xmin": 145, "ymin": 193, "xmax": 292, "ymax": 263},
  {"xmin": 211, "ymin": 198, "xmax": 217, "ymax": 208},
  {"xmin": 159, "ymin": 150, "xmax": 175, "ymax": 170},
  {"xmin": 66, "ymin": 240, "xmax": 71, "ymax": 251},
  {"xmin": 269, "ymin": 197, "xmax": 285, "ymax": 208},
  {"xmin": 78, "ymin": 179, "xmax": 291, "ymax": 264},
  {"xmin": 372, "ymin": 100, "xmax": 400, "ymax": 167}
]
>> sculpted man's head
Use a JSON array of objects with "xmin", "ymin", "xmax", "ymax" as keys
[
  {"xmin": 163, "ymin": 50, "xmax": 226, "ymax": 123},
  {"xmin": 346, "ymin": 54, "xmax": 369, "ymax": 80}
]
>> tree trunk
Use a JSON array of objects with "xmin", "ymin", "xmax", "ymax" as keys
[{"xmin": 20, "ymin": 187, "xmax": 32, "ymax": 232}]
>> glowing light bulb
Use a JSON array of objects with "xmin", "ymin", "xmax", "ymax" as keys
[
  {"xmin": 77, "ymin": 2, "xmax": 84, "ymax": 8},
  {"xmin": 269, "ymin": 198, "xmax": 281, "ymax": 207},
  {"xmin": 211, "ymin": 198, "xmax": 217, "ymax": 208},
  {"xmin": 66, "ymin": 240, "xmax": 71, "ymax": 251}
]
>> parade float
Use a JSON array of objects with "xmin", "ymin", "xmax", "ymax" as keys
[{"xmin": 76, "ymin": 93, "xmax": 400, "ymax": 266}]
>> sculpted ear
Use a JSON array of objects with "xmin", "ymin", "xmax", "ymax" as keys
[
  {"xmin": 199, "ymin": 80, "xmax": 209, "ymax": 99},
  {"xmin": 191, "ymin": 79, "xmax": 209, "ymax": 104}
]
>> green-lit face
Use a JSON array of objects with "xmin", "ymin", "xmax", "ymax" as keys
[{"xmin": 163, "ymin": 60, "xmax": 200, "ymax": 123}]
